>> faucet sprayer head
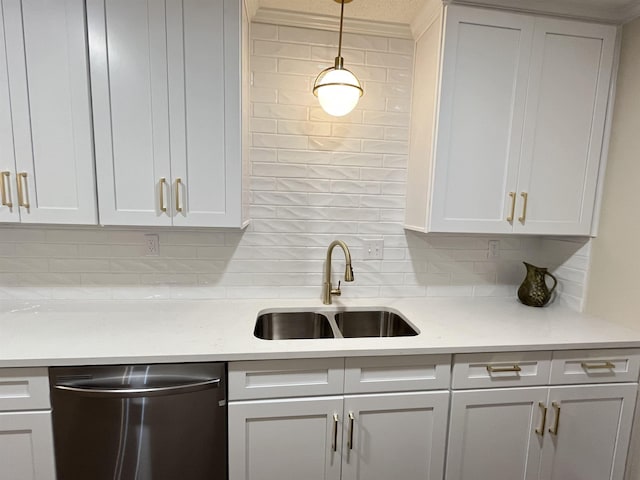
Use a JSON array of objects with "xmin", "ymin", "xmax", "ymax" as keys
[{"xmin": 345, "ymin": 264, "xmax": 354, "ymax": 282}]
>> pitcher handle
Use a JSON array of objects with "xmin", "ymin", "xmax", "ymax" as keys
[{"xmin": 545, "ymin": 271, "xmax": 558, "ymax": 296}]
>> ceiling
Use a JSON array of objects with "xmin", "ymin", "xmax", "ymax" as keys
[
  {"xmin": 255, "ymin": 0, "xmax": 640, "ymax": 24},
  {"xmin": 258, "ymin": 0, "xmax": 426, "ymax": 25}
]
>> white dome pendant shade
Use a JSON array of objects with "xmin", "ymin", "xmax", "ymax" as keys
[{"xmin": 313, "ymin": 0, "xmax": 363, "ymax": 117}]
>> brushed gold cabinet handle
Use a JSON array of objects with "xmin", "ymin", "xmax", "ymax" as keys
[
  {"xmin": 581, "ymin": 361, "xmax": 615, "ymax": 370},
  {"xmin": 518, "ymin": 192, "xmax": 528, "ymax": 223},
  {"xmin": 506, "ymin": 191, "xmax": 516, "ymax": 223},
  {"xmin": 549, "ymin": 401, "xmax": 561, "ymax": 435},
  {"xmin": 535, "ymin": 402, "xmax": 547, "ymax": 436},
  {"xmin": 347, "ymin": 412, "xmax": 355, "ymax": 450},
  {"xmin": 332, "ymin": 413, "xmax": 339, "ymax": 452},
  {"xmin": 0, "ymin": 171, "xmax": 12, "ymax": 207},
  {"xmin": 159, "ymin": 177, "xmax": 167, "ymax": 213},
  {"xmin": 17, "ymin": 172, "xmax": 29, "ymax": 208},
  {"xmin": 486, "ymin": 364, "xmax": 522, "ymax": 373},
  {"xmin": 175, "ymin": 178, "xmax": 183, "ymax": 213}
]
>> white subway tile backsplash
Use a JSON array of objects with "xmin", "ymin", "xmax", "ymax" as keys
[
  {"xmin": 254, "ymin": 40, "xmax": 311, "ymax": 59},
  {"xmin": 331, "ymin": 152, "xmax": 383, "ymax": 167},
  {"xmin": 311, "ymin": 46, "xmax": 365, "ymax": 65},
  {"xmin": 276, "ymin": 178, "xmax": 331, "ymax": 192},
  {"xmin": 278, "ymin": 26, "xmax": 337, "ymax": 46},
  {"xmin": 331, "ymin": 180, "xmax": 381, "ymax": 194},
  {"xmin": 253, "ymin": 133, "xmax": 309, "ymax": 150},
  {"xmin": 388, "ymin": 38, "xmax": 414, "ymax": 54},
  {"xmin": 342, "ymin": 32, "xmax": 388, "ymax": 52},
  {"xmin": 0, "ymin": 22, "xmax": 589, "ymax": 309},
  {"xmin": 310, "ymin": 107, "xmax": 363, "ymax": 124},
  {"xmin": 387, "ymin": 68, "xmax": 413, "ymax": 85},
  {"xmin": 277, "ymin": 120, "xmax": 331, "ymax": 136},
  {"xmin": 331, "ymin": 124, "xmax": 385, "ymax": 140},
  {"xmin": 277, "ymin": 149, "xmax": 331, "ymax": 164},
  {"xmin": 308, "ymin": 136, "xmax": 361, "ymax": 152},
  {"xmin": 250, "ymin": 56, "xmax": 278, "ymax": 72},
  {"xmin": 252, "ymin": 163, "xmax": 307, "ymax": 178},
  {"xmin": 278, "ymin": 58, "xmax": 330, "ymax": 76},
  {"xmin": 252, "ymin": 118, "xmax": 278, "ymax": 133},
  {"xmin": 251, "ymin": 23, "xmax": 278, "ymax": 40},
  {"xmin": 362, "ymin": 140, "xmax": 409, "ymax": 155},
  {"xmin": 252, "ymin": 72, "xmax": 309, "ymax": 91},
  {"xmin": 366, "ymin": 51, "xmax": 412, "ymax": 69},
  {"xmin": 250, "ymin": 148, "xmax": 278, "ymax": 163},
  {"xmin": 308, "ymin": 165, "xmax": 360, "ymax": 180},
  {"xmin": 251, "ymin": 87, "xmax": 278, "ymax": 103}
]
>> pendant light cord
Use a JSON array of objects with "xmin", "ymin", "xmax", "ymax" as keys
[{"xmin": 337, "ymin": 0, "xmax": 345, "ymax": 60}]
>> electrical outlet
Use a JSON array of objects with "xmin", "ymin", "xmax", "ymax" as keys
[
  {"xmin": 488, "ymin": 240, "xmax": 500, "ymax": 259},
  {"xmin": 363, "ymin": 239, "xmax": 384, "ymax": 260},
  {"xmin": 144, "ymin": 234, "xmax": 160, "ymax": 256}
]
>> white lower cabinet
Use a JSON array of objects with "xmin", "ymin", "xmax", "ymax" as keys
[
  {"xmin": 228, "ymin": 356, "xmax": 451, "ymax": 480},
  {"xmin": 229, "ymin": 392, "xmax": 449, "ymax": 480},
  {"xmin": 0, "ymin": 411, "xmax": 56, "ymax": 480},
  {"xmin": 539, "ymin": 384, "xmax": 637, "ymax": 480},
  {"xmin": 446, "ymin": 350, "xmax": 640, "ymax": 480},
  {"xmin": 0, "ymin": 368, "xmax": 56, "ymax": 480},
  {"xmin": 229, "ymin": 396, "xmax": 343, "ymax": 480},
  {"xmin": 341, "ymin": 392, "xmax": 449, "ymax": 480},
  {"xmin": 446, "ymin": 387, "xmax": 547, "ymax": 480}
]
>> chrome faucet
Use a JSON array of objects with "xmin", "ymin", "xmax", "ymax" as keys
[{"xmin": 322, "ymin": 240, "xmax": 354, "ymax": 305}]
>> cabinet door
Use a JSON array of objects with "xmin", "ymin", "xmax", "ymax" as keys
[
  {"xmin": 429, "ymin": 5, "xmax": 533, "ymax": 233},
  {"xmin": 167, "ymin": 0, "xmax": 243, "ymax": 227},
  {"xmin": 88, "ymin": 0, "xmax": 172, "ymax": 226},
  {"xmin": 515, "ymin": 19, "xmax": 616, "ymax": 235},
  {"xmin": 342, "ymin": 391, "xmax": 449, "ymax": 480},
  {"xmin": 228, "ymin": 396, "xmax": 343, "ymax": 480},
  {"xmin": 0, "ymin": 411, "xmax": 56, "ymax": 480},
  {"xmin": 540, "ymin": 384, "xmax": 637, "ymax": 480},
  {"xmin": 0, "ymin": 2, "xmax": 18, "ymax": 222},
  {"xmin": 3, "ymin": 0, "xmax": 96, "ymax": 224},
  {"xmin": 446, "ymin": 387, "xmax": 548, "ymax": 480}
]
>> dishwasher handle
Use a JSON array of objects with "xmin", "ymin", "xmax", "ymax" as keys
[{"xmin": 54, "ymin": 378, "xmax": 221, "ymax": 398}]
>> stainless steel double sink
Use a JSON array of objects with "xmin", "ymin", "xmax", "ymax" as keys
[{"xmin": 254, "ymin": 308, "xmax": 419, "ymax": 340}]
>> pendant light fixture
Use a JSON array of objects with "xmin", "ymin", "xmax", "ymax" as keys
[{"xmin": 313, "ymin": 0, "xmax": 363, "ymax": 117}]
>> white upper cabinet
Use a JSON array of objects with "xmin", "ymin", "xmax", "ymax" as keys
[
  {"xmin": 0, "ymin": 0, "xmax": 96, "ymax": 225},
  {"xmin": 406, "ymin": 4, "xmax": 616, "ymax": 235},
  {"xmin": 515, "ymin": 19, "xmax": 615, "ymax": 235},
  {"xmin": 89, "ymin": 0, "xmax": 248, "ymax": 227}
]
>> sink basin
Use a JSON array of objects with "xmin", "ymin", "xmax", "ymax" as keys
[
  {"xmin": 334, "ymin": 310, "xmax": 418, "ymax": 338},
  {"xmin": 254, "ymin": 312, "xmax": 334, "ymax": 340}
]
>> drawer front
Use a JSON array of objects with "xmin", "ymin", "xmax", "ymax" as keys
[
  {"xmin": 228, "ymin": 358, "xmax": 345, "ymax": 400},
  {"xmin": 344, "ymin": 355, "xmax": 451, "ymax": 393},
  {"xmin": 550, "ymin": 349, "xmax": 640, "ymax": 385},
  {"xmin": 0, "ymin": 368, "xmax": 50, "ymax": 411},
  {"xmin": 452, "ymin": 352, "xmax": 552, "ymax": 389}
]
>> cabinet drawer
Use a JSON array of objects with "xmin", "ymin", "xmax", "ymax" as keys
[
  {"xmin": 344, "ymin": 355, "xmax": 451, "ymax": 393},
  {"xmin": 0, "ymin": 368, "xmax": 50, "ymax": 411},
  {"xmin": 452, "ymin": 352, "xmax": 552, "ymax": 389},
  {"xmin": 228, "ymin": 358, "xmax": 344, "ymax": 400},
  {"xmin": 550, "ymin": 349, "xmax": 640, "ymax": 385}
]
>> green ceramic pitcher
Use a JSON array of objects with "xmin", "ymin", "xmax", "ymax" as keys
[{"xmin": 517, "ymin": 262, "xmax": 558, "ymax": 307}]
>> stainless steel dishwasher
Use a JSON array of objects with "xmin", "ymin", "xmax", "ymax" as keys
[{"xmin": 49, "ymin": 363, "xmax": 226, "ymax": 480}]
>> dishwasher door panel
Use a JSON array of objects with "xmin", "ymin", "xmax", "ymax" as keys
[{"xmin": 50, "ymin": 363, "xmax": 227, "ymax": 480}]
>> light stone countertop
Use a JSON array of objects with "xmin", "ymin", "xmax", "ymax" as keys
[{"xmin": 2, "ymin": 296, "xmax": 640, "ymax": 368}]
